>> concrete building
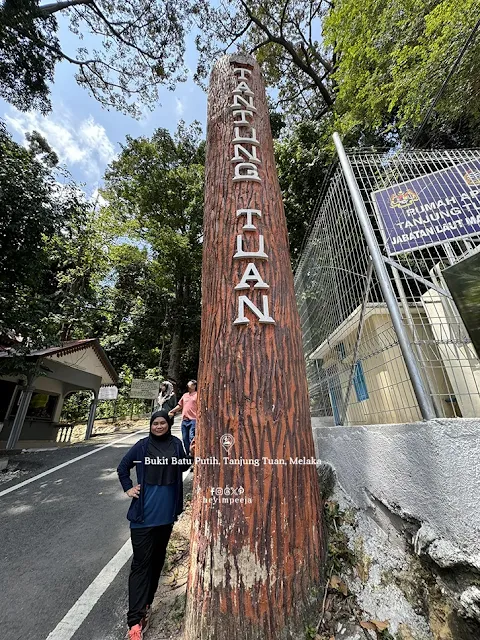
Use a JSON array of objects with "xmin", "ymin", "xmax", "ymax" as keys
[
  {"xmin": 308, "ymin": 300, "xmax": 479, "ymax": 425},
  {"xmin": 297, "ymin": 146, "xmax": 480, "ymax": 632},
  {"xmin": 0, "ymin": 339, "xmax": 117, "ymax": 449},
  {"xmin": 295, "ymin": 147, "xmax": 480, "ymax": 425}
]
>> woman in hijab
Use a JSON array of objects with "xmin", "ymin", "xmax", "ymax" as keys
[
  {"xmin": 155, "ymin": 381, "xmax": 176, "ymax": 413},
  {"xmin": 117, "ymin": 410, "xmax": 194, "ymax": 640}
]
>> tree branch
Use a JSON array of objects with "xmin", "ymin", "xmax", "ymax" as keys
[
  {"xmin": 300, "ymin": 42, "xmax": 311, "ymax": 66},
  {"xmin": 88, "ymin": 0, "xmax": 160, "ymax": 61},
  {"xmin": 293, "ymin": 77, "xmax": 316, "ymax": 118},
  {"xmin": 308, "ymin": 0, "xmax": 313, "ymax": 45},
  {"xmin": 309, "ymin": 48, "xmax": 333, "ymax": 73},
  {"xmin": 310, "ymin": 0, "xmax": 325, "ymax": 23},
  {"xmin": 239, "ymin": 0, "xmax": 334, "ymax": 107},
  {"xmin": 249, "ymin": 39, "xmax": 270, "ymax": 54},
  {"xmin": 35, "ymin": 37, "xmax": 156, "ymax": 97},
  {"xmin": 274, "ymin": 82, "xmax": 315, "ymax": 107},
  {"xmin": 316, "ymin": 104, "xmax": 331, "ymax": 119},
  {"xmin": 222, "ymin": 18, "xmax": 252, "ymax": 53},
  {"xmin": 280, "ymin": 0, "xmax": 290, "ymax": 37},
  {"xmin": 294, "ymin": 15, "xmax": 333, "ymax": 73}
]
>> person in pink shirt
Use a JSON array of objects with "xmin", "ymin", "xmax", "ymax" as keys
[{"xmin": 168, "ymin": 380, "xmax": 197, "ymax": 455}]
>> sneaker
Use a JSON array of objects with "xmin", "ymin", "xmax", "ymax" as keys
[
  {"xmin": 128, "ymin": 624, "xmax": 143, "ymax": 640},
  {"xmin": 141, "ymin": 605, "xmax": 151, "ymax": 631}
]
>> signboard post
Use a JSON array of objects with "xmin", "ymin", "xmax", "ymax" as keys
[
  {"xmin": 129, "ymin": 379, "xmax": 160, "ymax": 400},
  {"xmin": 372, "ymin": 160, "xmax": 480, "ymax": 255},
  {"xmin": 98, "ymin": 385, "xmax": 119, "ymax": 400},
  {"xmin": 98, "ymin": 386, "xmax": 119, "ymax": 422},
  {"xmin": 185, "ymin": 54, "xmax": 324, "ymax": 639}
]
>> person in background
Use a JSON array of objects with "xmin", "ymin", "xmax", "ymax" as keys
[
  {"xmin": 168, "ymin": 380, "xmax": 197, "ymax": 456},
  {"xmin": 117, "ymin": 410, "xmax": 194, "ymax": 640},
  {"xmin": 155, "ymin": 381, "xmax": 176, "ymax": 413}
]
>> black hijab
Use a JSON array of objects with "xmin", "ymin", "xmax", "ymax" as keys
[{"xmin": 145, "ymin": 410, "xmax": 177, "ymax": 485}]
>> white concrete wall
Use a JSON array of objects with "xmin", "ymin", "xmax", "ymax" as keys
[
  {"xmin": 316, "ymin": 305, "xmax": 467, "ymax": 425},
  {"xmin": 34, "ymin": 377, "xmax": 63, "ymax": 394},
  {"xmin": 312, "ymin": 417, "xmax": 480, "ymax": 564},
  {"xmin": 320, "ymin": 314, "xmax": 424, "ymax": 426},
  {"xmin": 52, "ymin": 395, "xmax": 65, "ymax": 423},
  {"xmin": 422, "ymin": 290, "xmax": 480, "ymax": 418}
]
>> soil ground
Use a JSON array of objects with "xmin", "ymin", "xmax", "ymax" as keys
[{"xmin": 146, "ymin": 500, "xmax": 192, "ymax": 640}]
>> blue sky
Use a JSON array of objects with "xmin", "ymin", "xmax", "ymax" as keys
[{"xmin": 1, "ymin": 14, "xmax": 207, "ymax": 198}]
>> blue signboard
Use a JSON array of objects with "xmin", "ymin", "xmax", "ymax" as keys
[{"xmin": 371, "ymin": 160, "xmax": 480, "ymax": 255}]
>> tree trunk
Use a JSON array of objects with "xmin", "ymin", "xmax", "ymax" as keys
[
  {"xmin": 167, "ymin": 323, "xmax": 183, "ymax": 385},
  {"xmin": 167, "ymin": 277, "xmax": 185, "ymax": 384},
  {"xmin": 185, "ymin": 53, "xmax": 324, "ymax": 640}
]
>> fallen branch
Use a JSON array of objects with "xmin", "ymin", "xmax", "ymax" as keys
[{"xmin": 316, "ymin": 565, "xmax": 334, "ymax": 632}]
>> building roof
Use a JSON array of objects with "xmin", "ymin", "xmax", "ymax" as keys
[
  {"xmin": 33, "ymin": 339, "xmax": 118, "ymax": 385},
  {"xmin": 0, "ymin": 338, "xmax": 118, "ymax": 385}
]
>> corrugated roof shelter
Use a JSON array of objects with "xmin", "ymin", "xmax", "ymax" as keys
[{"xmin": 0, "ymin": 339, "xmax": 118, "ymax": 450}]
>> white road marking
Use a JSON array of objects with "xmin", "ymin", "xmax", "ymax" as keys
[
  {"xmin": 45, "ymin": 538, "xmax": 133, "ymax": 640},
  {"xmin": 43, "ymin": 465, "xmax": 192, "ymax": 640},
  {"xmin": 0, "ymin": 430, "xmax": 147, "ymax": 498}
]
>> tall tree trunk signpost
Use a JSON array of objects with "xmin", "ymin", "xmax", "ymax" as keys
[{"xmin": 185, "ymin": 53, "xmax": 324, "ymax": 640}]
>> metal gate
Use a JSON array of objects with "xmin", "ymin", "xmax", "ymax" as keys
[{"xmin": 294, "ymin": 139, "xmax": 480, "ymax": 425}]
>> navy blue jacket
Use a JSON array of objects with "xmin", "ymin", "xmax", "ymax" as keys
[{"xmin": 117, "ymin": 436, "xmax": 191, "ymax": 524}]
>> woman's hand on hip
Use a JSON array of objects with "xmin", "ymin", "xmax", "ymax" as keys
[{"xmin": 126, "ymin": 484, "xmax": 141, "ymax": 498}]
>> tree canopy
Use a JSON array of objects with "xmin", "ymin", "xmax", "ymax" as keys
[
  {"xmin": 0, "ymin": 121, "xmax": 205, "ymax": 397},
  {"xmin": 0, "ymin": 124, "xmax": 93, "ymax": 347},
  {"xmin": 195, "ymin": 1, "xmax": 335, "ymax": 121},
  {"xmin": 1, "ymin": 0, "xmax": 478, "ymax": 146},
  {"xmin": 0, "ymin": 0, "xmax": 196, "ymax": 115},
  {"xmin": 324, "ymin": 0, "xmax": 480, "ymax": 145},
  {"xmin": 197, "ymin": 1, "xmax": 480, "ymax": 144},
  {"xmin": 274, "ymin": 119, "xmax": 332, "ymax": 263},
  {"xmin": 0, "ymin": 123, "xmax": 112, "ymax": 391},
  {"xmin": 102, "ymin": 122, "xmax": 205, "ymax": 383}
]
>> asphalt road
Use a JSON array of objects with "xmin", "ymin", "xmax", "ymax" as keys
[{"xmin": 0, "ymin": 428, "xmax": 186, "ymax": 640}]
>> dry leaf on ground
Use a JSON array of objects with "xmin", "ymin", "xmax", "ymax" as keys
[
  {"xmin": 356, "ymin": 561, "xmax": 369, "ymax": 583},
  {"xmin": 330, "ymin": 575, "xmax": 348, "ymax": 596},
  {"xmin": 360, "ymin": 621, "xmax": 376, "ymax": 630},
  {"xmin": 360, "ymin": 619, "xmax": 389, "ymax": 632},
  {"xmin": 371, "ymin": 619, "xmax": 389, "ymax": 631}
]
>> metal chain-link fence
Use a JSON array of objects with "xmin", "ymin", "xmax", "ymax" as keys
[{"xmin": 295, "ymin": 145, "xmax": 480, "ymax": 425}]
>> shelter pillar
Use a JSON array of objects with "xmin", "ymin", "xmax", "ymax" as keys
[
  {"xmin": 85, "ymin": 391, "xmax": 98, "ymax": 440},
  {"xmin": 6, "ymin": 386, "xmax": 34, "ymax": 450},
  {"xmin": 52, "ymin": 393, "xmax": 65, "ymax": 423}
]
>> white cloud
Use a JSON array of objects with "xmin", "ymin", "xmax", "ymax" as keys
[
  {"xmin": 79, "ymin": 117, "xmax": 115, "ymax": 165},
  {"xmin": 138, "ymin": 103, "xmax": 154, "ymax": 129},
  {"xmin": 175, "ymin": 97, "xmax": 184, "ymax": 117},
  {"xmin": 3, "ymin": 106, "xmax": 116, "ymax": 181},
  {"xmin": 90, "ymin": 187, "xmax": 108, "ymax": 208}
]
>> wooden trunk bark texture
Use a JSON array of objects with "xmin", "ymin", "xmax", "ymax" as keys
[{"xmin": 184, "ymin": 53, "xmax": 324, "ymax": 640}]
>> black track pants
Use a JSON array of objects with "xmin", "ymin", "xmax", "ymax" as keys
[{"xmin": 127, "ymin": 524, "xmax": 173, "ymax": 628}]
